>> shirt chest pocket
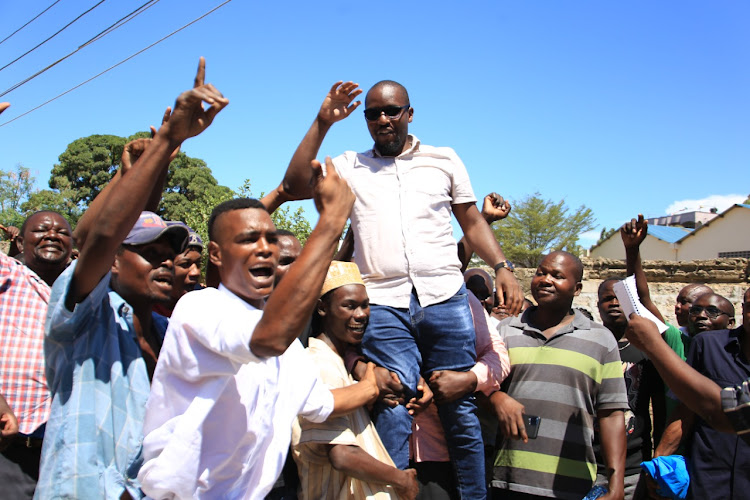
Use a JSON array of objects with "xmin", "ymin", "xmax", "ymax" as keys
[{"xmin": 401, "ymin": 164, "xmax": 452, "ymax": 203}]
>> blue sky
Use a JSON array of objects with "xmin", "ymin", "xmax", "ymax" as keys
[{"xmin": 0, "ymin": 1, "xmax": 747, "ymax": 247}]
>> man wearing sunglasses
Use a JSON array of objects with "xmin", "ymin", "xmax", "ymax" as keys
[
  {"xmin": 686, "ymin": 293, "xmax": 736, "ymax": 337},
  {"xmin": 281, "ymin": 81, "xmax": 523, "ymax": 498},
  {"xmin": 652, "ymin": 292, "xmax": 747, "ymax": 499}
]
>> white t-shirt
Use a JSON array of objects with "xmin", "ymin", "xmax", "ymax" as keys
[{"xmin": 139, "ymin": 285, "xmax": 334, "ymax": 499}]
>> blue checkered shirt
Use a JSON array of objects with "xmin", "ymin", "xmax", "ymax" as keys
[{"xmin": 35, "ymin": 261, "xmax": 167, "ymax": 499}]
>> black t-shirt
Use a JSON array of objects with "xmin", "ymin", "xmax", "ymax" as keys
[{"xmin": 594, "ymin": 340, "xmax": 663, "ymax": 475}]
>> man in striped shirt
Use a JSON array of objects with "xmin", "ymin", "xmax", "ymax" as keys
[{"xmin": 490, "ymin": 251, "xmax": 628, "ymax": 500}]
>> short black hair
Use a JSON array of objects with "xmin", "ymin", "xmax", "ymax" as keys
[
  {"xmin": 20, "ymin": 210, "xmax": 69, "ymax": 236},
  {"xmin": 367, "ymin": 80, "xmax": 410, "ymax": 106},
  {"xmin": 208, "ymin": 198, "xmax": 267, "ymax": 242},
  {"xmin": 546, "ymin": 250, "xmax": 584, "ymax": 283},
  {"xmin": 276, "ymin": 229, "xmax": 296, "ymax": 238},
  {"xmin": 598, "ymin": 277, "xmax": 621, "ymax": 297}
]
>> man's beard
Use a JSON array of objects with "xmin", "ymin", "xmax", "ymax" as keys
[{"xmin": 376, "ymin": 137, "xmax": 405, "ymax": 157}]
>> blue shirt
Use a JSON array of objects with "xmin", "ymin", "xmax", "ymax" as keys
[
  {"xmin": 36, "ymin": 262, "xmax": 167, "ymax": 500},
  {"xmin": 686, "ymin": 327, "xmax": 750, "ymax": 500}
]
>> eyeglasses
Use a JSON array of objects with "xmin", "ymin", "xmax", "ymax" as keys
[
  {"xmin": 363, "ymin": 104, "xmax": 410, "ymax": 121},
  {"xmin": 688, "ymin": 305, "xmax": 729, "ymax": 319}
]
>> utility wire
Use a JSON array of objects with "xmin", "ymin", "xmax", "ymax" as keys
[
  {"xmin": 0, "ymin": 0, "xmax": 64, "ymax": 47},
  {"xmin": 0, "ymin": 0, "xmax": 233, "ymax": 129},
  {"xmin": 0, "ymin": 0, "xmax": 108, "ymax": 73},
  {"xmin": 0, "ymin": 0, "xmax": 160, "ymax": 98}
]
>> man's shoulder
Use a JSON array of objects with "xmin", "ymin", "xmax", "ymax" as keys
[{"xmin": 692, "ymin": 328, "xmax": 734, "ymax": 349}]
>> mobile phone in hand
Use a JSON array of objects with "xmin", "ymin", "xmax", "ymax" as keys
[{"xmin": 524, "ymin": 415, "xmax": 541, "ymax": 439}]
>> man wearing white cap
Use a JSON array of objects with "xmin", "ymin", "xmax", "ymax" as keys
[{"xmin": 292, "ymin": 261, "xmax": 419, "ymax": 500}]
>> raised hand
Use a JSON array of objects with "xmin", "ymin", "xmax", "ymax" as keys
[
  {"xmin": 0, "ymin": 102, "xmax": 9, "ymax": 115},
  {"xmin": 621, "ymin": 213, "xmax": 648, "ymax": 250},
  {"xmin": 0, "ymin": 224, "xmax": 20, "ymax": 241},
  {"xmin": 121, "ymin": 108, "xmax": 180, "ymax": 174},
  {"xmin": 481, "ymin": 193, "xmax": 511, "ymax": 223},
  {"xmin": 317, "ymin": 81, "xmax": 362, "ymax": 126},
  {"xmin": 311, "ymin": 156, "xmax": 355, "ymax": 222},
  {"xmin": 624, "ymin": 313, "xmax": 662, "ymax": 352},
  {"xmin": 160, "ymin": 57, "xmax": 229, "ymax": 144}
]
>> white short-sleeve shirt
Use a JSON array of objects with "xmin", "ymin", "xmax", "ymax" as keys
[
  {"xmin": 332, "ymin": 135, "xmax": 477, "ymax": 308},
  {"xmin": 139, "ymin": 285, "xmax": 334, "ymax": 499}
]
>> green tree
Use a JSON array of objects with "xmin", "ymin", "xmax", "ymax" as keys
[
  {"xmin": 492, "ymin": 192, "xmax": 595, "ymax": 268},
  {"xmin": 21, "ymin": 189, "xmax": 83, "ymax": 227},
  {"xmin": 237, "ymin": 180, "xmax": 312, "ymax": 244},
  {"xmin": 49, "ymin": 134, "xmax": 126, "ymax": 207},
  {"xmin": 0, "ymin": 164, "xmax": 35, "ymax": 226},
  {"xmin": 158, "ymin": 152, "xmax": 235, "ymax": 244}
]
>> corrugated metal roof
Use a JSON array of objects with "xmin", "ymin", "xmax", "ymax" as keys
[{"xmin": 647, "ymin": 225, "xmax": 692, "ymax": 243}]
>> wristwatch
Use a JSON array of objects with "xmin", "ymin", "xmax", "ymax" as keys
[{"xmin": 493, "ymin": 260, "xmax": 515, "ymax": 273}]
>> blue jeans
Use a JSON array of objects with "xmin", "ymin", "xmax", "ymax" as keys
[{"xmin": 362, "ymin": 285, "xmax": 486, "ymax": 499}]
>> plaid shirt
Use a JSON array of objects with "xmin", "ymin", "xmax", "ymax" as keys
[
  {"xmin": 0, "ymin": 252, "xmax": 51, "ymax": 435},
  {"xmin": 37, "ymin": 261, "xmax": 167, "ymax": 499}
]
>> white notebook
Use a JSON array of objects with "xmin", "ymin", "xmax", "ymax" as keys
[{"xmin": 612, "ymin": 275, "xmax": 668, "ymax": 333}]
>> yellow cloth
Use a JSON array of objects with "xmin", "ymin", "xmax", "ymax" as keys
[
  {"xmin": 320, "ymin": 261, "xmax": 365, "ymax": 297},
  {"xmin": 292, "ymin": 337, "xmax": 398, "ymax": 499}
]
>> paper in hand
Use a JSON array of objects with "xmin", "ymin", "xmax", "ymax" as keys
[{"xmin": 612, "ymin": 275, "xmax": 667, "ymax": 333}]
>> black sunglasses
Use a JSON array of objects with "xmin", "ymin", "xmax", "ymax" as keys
[
  {"xmin": 363, "ymin": 104, "xmax": 410, "ymax": 121},
  {"xmin": 688, "ymin": 305, "xmax": 729, "ymax": 319}
]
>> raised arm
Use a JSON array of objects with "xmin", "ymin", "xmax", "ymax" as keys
[
  {"xmin": 0, "ymin": 102, "xmax": 9, "ymax": 115},
  {"xmin": 625, "ymin": 314, "xmax": 734, "ymax": 432},
  {"xmin": 457, "ymin": 193, "xmax": 511, "ymax": 272},
  {"xmin": 68, "ymin": 58, "xmax": 228, "ymax": 309},
  {"xmin": 453, "ymin": 202, "xmax": 522, "ymax": 315},
  {"xmin": 281, "ymin": 82, "xmax": 362, "ymax": 199},
  {"xmin": 621, "ymin": 214, "xmax": 665, "ymax": 322},
  {"xmin": 250, "ymin": 157, "xmax": 354, "ymax": 356},
  {"xmin": 1, "ymin": 224, "xmax": 21, "ymax": 258}
]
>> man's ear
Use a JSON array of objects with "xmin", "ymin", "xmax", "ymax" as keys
[
  {"xmin": 574, "ymin": 281, "xmax": 583, "ymax": 297},
  {"xmin": 316, "ymin": 298, "xmax": 326, "ymax": 317},
  {"xmin": 208, "ymin": 241, "xmax": 221, "ymax": 268},
  {"xmin": 15, "ymin": 235, "xmax": 24, "ymax": 253},
  {"xmin": 111, "ymin": 253, "xmax": 121, "ymax": 276},
  {"xmin": 728, "ymin": 317, "xmax": 736, "ymax": 329},
  {"xmin": 407, "ymin": 107, "xmax": 413, "ymax": 124}
]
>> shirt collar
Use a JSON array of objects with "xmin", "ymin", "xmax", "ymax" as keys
[
  {"xmin": 509, "ymin": 306, "xmax": 589, "ymax": 338},
  {"xmin": 217, "ymin": 283, "xmax": 263, "ymax": 311},
  {"xmin": 367, "ymin": 134, "xmax": 420, "ymax": 158}
]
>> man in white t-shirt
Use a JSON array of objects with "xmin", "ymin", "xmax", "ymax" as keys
[{"xmin": 139, "ymin": 165, "xmax": 379, "ymax": 498}]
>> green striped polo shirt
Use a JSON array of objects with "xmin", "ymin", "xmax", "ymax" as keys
[{"xmin": 491, "ymin": 308, "xmax": 628, "ymax": 500}]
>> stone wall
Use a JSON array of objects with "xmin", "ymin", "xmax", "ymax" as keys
[{"xmin": 482, "ymin": 257, "xmax": 749, "ymax": 327}]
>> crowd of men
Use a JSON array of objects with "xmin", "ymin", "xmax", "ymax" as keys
[{"xmin": 0, "ymin": 63, "xmax": 748, "ymax": 500}]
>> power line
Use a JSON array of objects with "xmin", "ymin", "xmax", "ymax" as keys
[
  {"xmin": 0, "ymin": 0, "xmax": 233, "ymax": 129},
  {"xmin": 0, "ymin": 0, "xmax": 108, "ymax": 74},
  {"xmin": 0, "ymin": 0, "xmax": 160, "ymax": 98},
  {"xmin": 0, "ymin": 0, "xmax": 63, "ymax": 47}
]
